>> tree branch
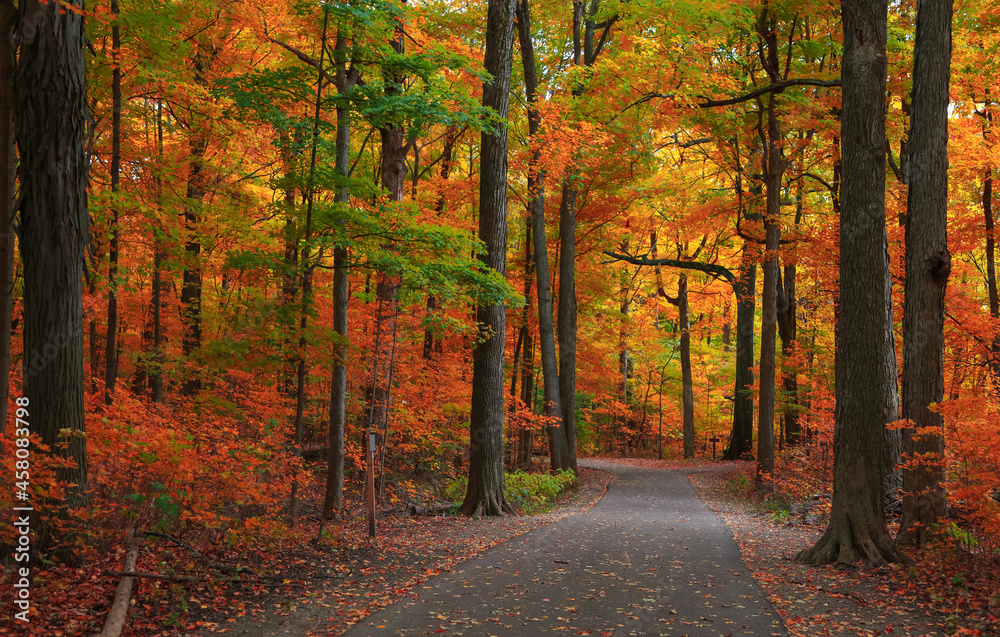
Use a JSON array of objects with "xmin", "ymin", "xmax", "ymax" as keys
[
  {"xmin": 603, "ymin": 251, "xmax": 736, "ymax": 285},
  {"xmin": 628, "ymin": 78, "xmax": 842, "ymax": 112}
]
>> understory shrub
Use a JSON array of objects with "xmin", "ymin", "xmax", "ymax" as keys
[{"xmin": 443, "ymin": 469, "xmax": 577, "ymax": 514}]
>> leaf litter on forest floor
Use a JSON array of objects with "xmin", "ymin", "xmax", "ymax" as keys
[{"xmin": 689, "ymin": 466, "xmax": 999, "ymax": 637}]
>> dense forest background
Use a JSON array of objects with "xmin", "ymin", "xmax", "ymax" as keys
[{"xmin": 0, "ymin": 0, "xmax": 998, "ymax": 602}]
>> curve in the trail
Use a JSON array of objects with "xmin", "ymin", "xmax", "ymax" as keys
[{"xmin": 345, "ymin": 459, "xmax": 787, "ymax": 637}]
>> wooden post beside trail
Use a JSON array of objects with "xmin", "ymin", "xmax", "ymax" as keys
[{"xmin": 366, "ymin": 431, "xmax": 376, "ymax": 538}]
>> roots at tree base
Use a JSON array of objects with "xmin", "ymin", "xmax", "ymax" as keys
[
  {"xmin": 460, "ymin": 492, "xmax": 515, "ymax": 517},
  {"xmin": 796, "ymin": 515, "xmax": 912, "ymax": 567}
]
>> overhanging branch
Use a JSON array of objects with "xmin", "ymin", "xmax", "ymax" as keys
[
  {"xmin": 627, "ymin": 78, "xmax": 842, "ymax": 111},
  {"xmin": 603, "ymin": 251, "xmax": 736, "ymax": 285}
]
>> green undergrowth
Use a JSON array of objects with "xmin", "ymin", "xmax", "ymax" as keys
[
  {"xmin": 723, "ymin": 472, "xmax": 795, "ymax": 523},
  {"xmin": 442, "ymin": 469, "xmax": 577, "ymax": 514}
]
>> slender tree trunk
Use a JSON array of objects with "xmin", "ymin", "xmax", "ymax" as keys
[
  {"xmin": 986, "ymin": 171, "xmax": 1000, "ymax": 396},
  {"xmin": 462, "ymin": 0, "xmax": 516, "ymax": 516},
  {"xmin": 150, "ymin": 100, "xmax": 165, "ymax": 403},
  {"xmin": 724, "ymin": 243, "xmax": 756, "ymax": 460},
  {"xmin": 517, "ymin": 0, "xmax": 567, "ymax": 470},
  {"xmin": 898, "ymin": 0, "xmax": 952, "ymax": 547},
  {"xmin": 423, "ymin": 128, "xmax": 458, "ymax": 359},
  {"xmin": 279, "ymin": 133, "xmax": 300, "ymax": 398},
  {"xmin": 17, "ymin": 0, "xmax": 91, "ymax": 528},
  {"xmin": 0, "ymin": 0, "xmax": 16, "ymax": 442},
  {"xmin": 512, "ymin": 214, "xmax": 535, "ymax": 469},
  {"xmin": 180, "ymin": 129, "xmax": 206, "ymax": 395},
  {"xmin": 105, "ymin": 0, "xmax": 122, "ymax": 405},
  {"xmin": 291, "ymin": 10, "xmax": 329, "ymax": 524},
  {"xmin": 755, "ymin": 10, "xmax": 788, "ymax": 487},
  {"xmin": 678, "ymin": 273, "xmax": 695, "ymax": 458},
  {"xmin": 798, "ymin": 0, "xmax": 907, "ymax": 566},
  {"xmin": 777, "ymin": 260, "xmax": 799, "ymax": 446},
  {"xmin": 519, "ymin": 329, "xmax": 534, "ymax": 468},
  {"xmin": 365, "ymin": 23, "xmax": 407, "ymax": 443},
  {"xmin": 323, "ymin": 34, "xmax": 357, "ymax": 520}
]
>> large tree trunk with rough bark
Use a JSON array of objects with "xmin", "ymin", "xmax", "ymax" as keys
[
  {"xmin": 797, "ymin": 0, "xmax": 907, "ymax": 567},
  {"xmin": 0, "ymin": 1, "xmax": 15, "ymax": 445},
  {"xmin": 897, "ymin": 0, "xmax": 952, "ymax": 547},
  {"xmin": 757, "ymin": 214, "xmax": 779, "ymax": 486},
  {"xmin": 724, "ymin": 243, "xmax": 756, "ymax": 460},
  {"xmin": 678, "ymin": 274, "xmax": 695, "ymax": 458},
  {"xmin": 17, "ymin": 0, "xmax": 91, "ymax": 526},
  {"xmin": 557, "ymin": 180, "xmax": 579, "ymax": 473},
  {"xmin": 462, "ymin": 0, "xmax": 516, "ymax": 517}
]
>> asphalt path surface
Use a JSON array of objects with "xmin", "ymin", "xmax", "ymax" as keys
[{"xmin": 345, "ymin": 459, "xmax": 787, "ymax": 636}]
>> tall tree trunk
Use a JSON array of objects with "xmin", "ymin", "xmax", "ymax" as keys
[
  {"xmin": 323, "ymin": 34, "xmax": 357, "ymax": 520},
  {"xmin": 462, "ymin": 0, "xmax": 516, "ymax": 517},
  {"xmin": 291, "ymin": 10, "xmax": 329, "ymax": 524},
  {"xmin": 279, "ymin": 133, "xmax": 300, "ymax": 398},
  {"xmin": 150, "ymin": 100, "xmax": 166, "ymax": 403},
  {"xmin": 365, "ymin": 23, "xmax": 407, "ymax": 443},
  {"xmin": 898, "ymin": 0, "xmax": 952, "ymax": 547},
  {"xmin": 0, "ymin": 0, "xmax": 16, "ymax": 444},
  {"xmin": 518, "ymin": 328, "xmax": 534, "ymax": 468},
  {"xmin": 512, "ymin": 214, "xmax": 535, "ymax": 469},
  {"xmin": 17, "ymin": 0, "xmax": 91, "ymax": 527},
  {"xmin": 180, "ymin": 130, "xmax": 206, "ymax": 395},
  {"xmin": 986, "ymin": 170, "xmax": 1000, "ymax": 396},
  {"xmin": 757, "ymin": 213, "xmax": 779, "ymax": 487},
  {"xmin": 557, "ymin": 181, "xmax": 579, "ymax": 473},
  {"xmin": 755, "ymin": 9, "xmax": 788, "ymax": 489},
  {"xmin": 105, "ymin": 0, "xmax": 122, "ymax": 405},
  {"xmin": 724, "ymin": 243, "xmax": 756, "ymax": 460},
  {"xmin": 517, "ymin": 0, "xmax": 567, "ymax": 470},
  {"xmin": 777, "ymin": 259, "xmax": 799, "ymax": 446},
  {"xmin": 798, "ymin": 0, "xmax": 907, "ymax": 566},
  {"xmin": 678, "ymin": 273, "xmax": 695, "ymax": 458}
]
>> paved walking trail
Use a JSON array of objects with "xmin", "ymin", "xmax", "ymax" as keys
[{"xmin": 345, "ymin": 460, "xmax": 787, "ymax": 636}]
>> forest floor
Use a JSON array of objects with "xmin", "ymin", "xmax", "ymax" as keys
[{"xmin": 4, "ymin": 458, "xmax": 997, "ymax": 635}]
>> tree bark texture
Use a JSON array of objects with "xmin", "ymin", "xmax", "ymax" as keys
[
  {"xmin": 986, "ymin": 171, "xmax": 1000, "ymax": 396},
  {"xmin": 778, "ymin": 260, "xmax": 799, "ymax": 446},
  {"xmin": 558, "ymin": 180, "xmax": 579, "ymax": 473},
  {"xmin": 105, "ymin": 0, "xmax": 122, "ymax": 405},
  {"xmin": 898, "ymin": 0, "xmax": 952, "ymax": 547},
  {"xmin": 0, "ymin": 0, "xmax": 16, "ymax": 446},
  {"xmin": 324, "ymin": 34, "xmax": 356, "ymax": 519},
  {"xmin": 724, "ymin": 243, "xmax": 756, "ymax": 460},
  {"xmin": 798, "ymin": 0, "xmax": 907, "ymax": 566},
  {"xmin": 462, "ymin": 0, "xmax": 516, "ymax": 517},
  {"xmin": 755, "ymin": 13, "xmax": 787, "ymax": 485},
  {"xmin": 679, "ymin": 274, "xmax": 695, "ymax": 459},
  {"xmin": 517, "ymin": 0, "xmax": 568, "ymax": 470},
  {"xmin": 17, "ymin": 0, "xmax": 91, "ymax": 513},
  {"xmin": 150, "ymin": 101, "xmax": 166, "ymax": 403},
  {"xmin": 180, "ymin": 131, "xmax": 206, "ymax": 395}
]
